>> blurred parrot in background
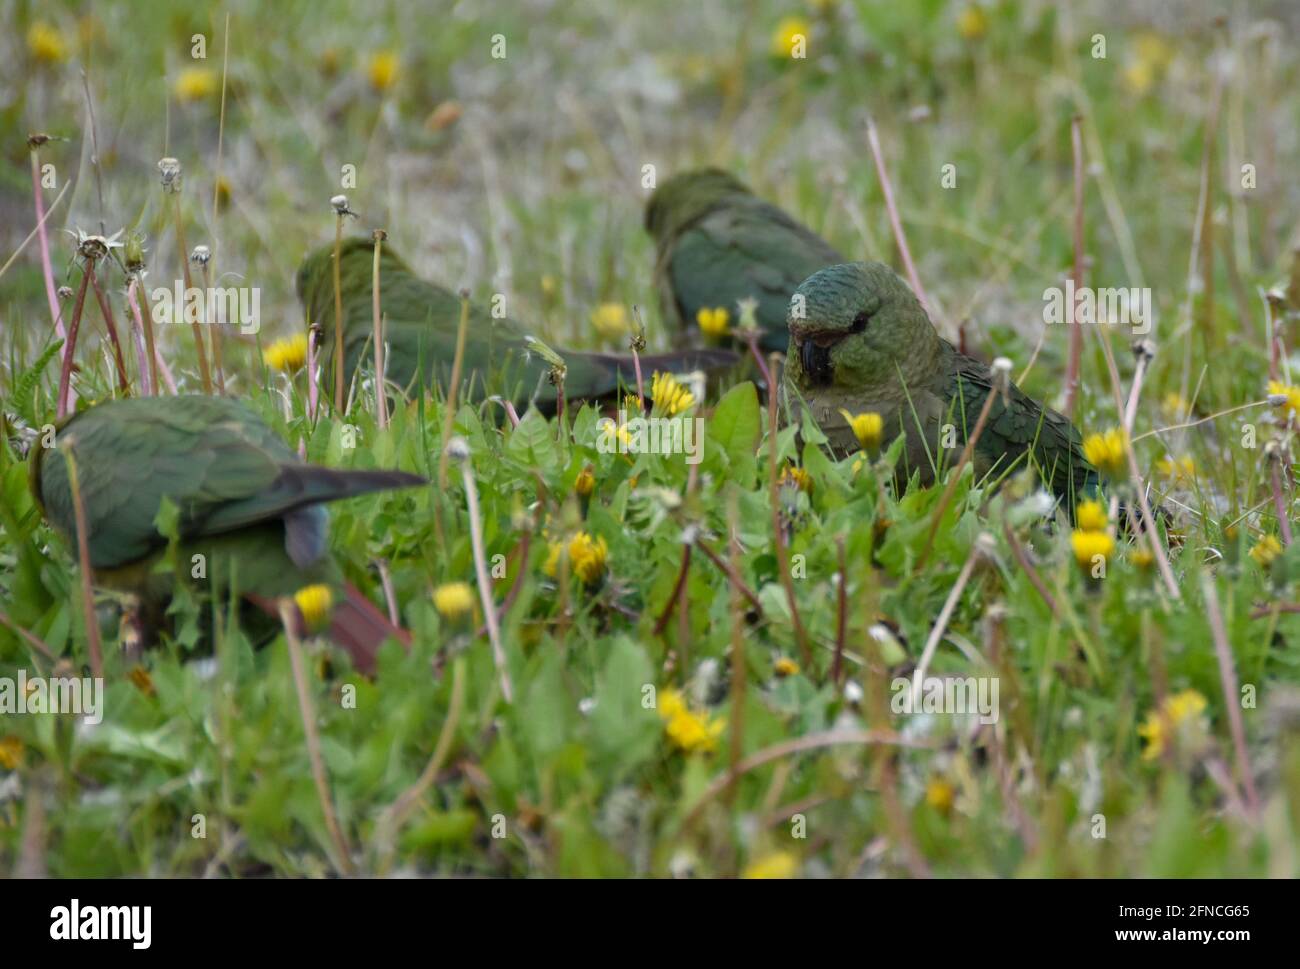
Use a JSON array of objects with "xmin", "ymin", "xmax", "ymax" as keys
[
  {"xmin": 31, "ymin": 395, "xmax": 424, "ymax": 673},
  {"xmin": 784, "ymin": 261, "xmax": 1099, "ymax": 506},
  {"xmin": 295, "ymin": 238, "xmax": 738, "ymax": 410},
  {"xmin": 645, "ymin": 168, "xmax": 844, "ymax": 353}
]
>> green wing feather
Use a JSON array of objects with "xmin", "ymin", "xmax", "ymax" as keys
[
  {"xmin": 35, "ymin": 396, "xmax": 422, "ymax": 570},
  {"xmin": 938, "ymin": 344, "xmax": 1098, "ymax": 502},
  {"xmin": 297, "ymin": 238, "xmax": 736, "ymax": 408},
  {"xmin": 655, "ymin": 194, "xmax": 842, "ymax": 353}
]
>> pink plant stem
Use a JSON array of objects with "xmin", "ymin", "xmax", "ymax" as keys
[
  {"xmin": 154, "ymin": 348, "xmax": 179, "ymax": 395},
  {"xmin": 743, "ymin": 332, "xmax": 771, "ymax": 388},
  {"xmin": 1062, "ymin": 116, "xmax": 1086, "ymax": 419},
  {"xmin": 1200, "ymin": 574, "xmax": 1261, "ymax": 818},
  {"xmin": 30, "ymin": 152, "xmax": 64, "ymax": 341},
  {"xmin": 126, "ymin": 279, "xmax": 152, "ymax": 395},
  {"xmin": 57, "ymin": 262, "xmax": 94, "ymax": 420},
  {"xmin": 307, "ymin": 326, "xmax": 320, "ymax": 422},
  {"xmin": 866, "ymin": 117, "xmax": 933, "ymax": 317},
  {"xmin": 89, "ymin": 270, "xmax": 131, "ymax": 394}
]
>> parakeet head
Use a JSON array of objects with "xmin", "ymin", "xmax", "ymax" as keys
[
  {"xmin": 644, "ymin": 168, "xmax": 754, "ymax": 244},
  {"xmin": 785, "ymin": 262, "xmax": 942, "ymax": 393}
]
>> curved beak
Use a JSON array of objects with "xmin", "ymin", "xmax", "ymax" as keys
[{"xmin": 798, "ymin": 335, "xmax": 839, "ymax": 386}]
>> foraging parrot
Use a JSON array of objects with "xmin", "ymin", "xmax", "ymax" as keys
[
  {"xmin": 645, "ymin": 168, "xmax": 844, "ymax": 353},
  {"xmin": 783, "ymin": 262, "xmax": 1100, "ymax": 505},
  {"xmin": 30, "ymin": 395, "xmax": 424, "ymax": 673},
  {"xmin": 295, "ymin": 238, "xmax": 737, "ymax": 409}
]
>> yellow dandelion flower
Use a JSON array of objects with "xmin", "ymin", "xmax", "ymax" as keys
[
  {"xmin": 770, "ymin": 16, "xmax": 810, "ymax": 58},
  {"xmin": 780, "ymin": 464, "xmax": 813, "ymax": 494},
  {"xmin": 696, "ymin": 306, "xmax": 731, "ymax": 340},
  {"xmin": 657, "ymin": 688, "xmax": 724, "ymax": 753},
  {"xmin": 433, "ymin": 581, "xmax": 475, "ymax": 620},
  {"xmin": 1134, "ymin": 32, "xmax": 1174, "ymax": 70},
  {"xmin": 743, "ymin": 850, "xmax": 798, "ymax": 879},
  {"xmin": 1166, "ymin": 689, "xmax": 1207, "ymax": 723},
  {"xmin": 1122, "ymin": 61, "xmax": 1155, "ymax": 96},
  {"xmin": 174, "ymin": 67, "xmax": 218, "ymax": 103},
  {"xmin": 1268, "ymin": 380, "xmax": 1300, "ymax": 418},
  {"xmin": 367, "ymin": 50, "xmax": 400, "ymax": 92},
  {"xmin": 263, "ymin": 333, "xmax": 309, "ymax": 372},
  {"xmin": 1130, "ymin": 548, "xmax": 1155, "ymax": 570},
  {"xmin": 27, "ymin": 21, "xmax": 68, "ymax": 63},
  {"xmin": 665, "ymin": 709, "xmax": 725, "ymax": 753},
  {"xmin": 1249, "ymin": 534, "xmax": 1283, "ymax": 568},
  {"xmin": 294, "ymin": 584, "xmax": 333, "ymax": 632},
  {"xmin": 543, "ymin": 539, "xmax": 563, "ymax": 578},
  {"xmin": 1138, "ymin": 689, "xmax": 1207, "ymax": 761},
  {"xmin": 590, "ymin": 303, "xmax": 629, "ymax": 340},
  {"xmin": 774, "ymin": 657, "xmax": 799, "ymax": 678},
  {"xmin": 1075, "ymin": 499, "xmax": 1108, "ymax": 533},
  {"xmin": 925, "ymin": 776, "xmax": 956, "ymax": 815},
  {"xmin": 601, "ymin": 419, "xmax": 634, "ymax": 450},
  {"xmin": 1082, "ymin": 428, "xmax": 1128, "ymax": 477},
  {"xmin": 1070, "ymin": 529, "xmax": 1115, "ymax": 568},
  {"xmin": 0, "ymin": 735, "xmax": 23, "ymax": 770},
  {"xmin": 838, "ymin": 409, "xmax": 884, "ymax": 452},
  {"xmin": 568, "ymin": 531, "xmax": 608, "ymax": 586},
  {"xmin": 956, "ymin": 5, "xmax": 988, "ymax": 41},
  {"xmin": 1156, "ymin": 455, "xmax": 1197, "ymax": 483},
  {"xmin": 540, "ymin": 274, "xmax": 557, "ymax": 298},
  {"xmin": 651, "ymin": 371, "xmax": 696, "ymax": 416},
  {"xmin": 574, "ymin": 465, "xmax": 595, "ymax": 498},
  {"xmin": 1161, "ymin": 392, "xmax": 1189, "ymax": 418},
  {"xmin": 657, "ymin": 688, "xmax": 687, "ymax": 721}
]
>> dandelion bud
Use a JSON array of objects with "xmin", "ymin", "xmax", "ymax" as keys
[
  {"xmin": 445, "ymin": 435, "xmax": 471, "ymax": 462},
  {"xmin": 124, "ymin": 233, "xmax": 146, "ymax": 272},
  {"xmin": 992, "ymin": 356, "xmax": 1012, "ymax": 395},
  {"xmin": 1131, "ymin": 339, "xmax": 1156, "ymax": 362},
  {"xmin": 158, "ymin": 157, "xmax": 183, "ymax": 194}
]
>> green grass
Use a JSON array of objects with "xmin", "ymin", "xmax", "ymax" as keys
[{"xmin": 2, "ymin": 0, "xmax": 1300, "ymax": 877}]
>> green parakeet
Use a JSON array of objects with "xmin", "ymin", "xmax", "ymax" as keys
[
  {"xmin": 30, "ymin": 395, "xmax": 424, "ymax": 672},
  {"xmin": 295, "ymin": 238, "xmax": 737, "ymax": 409},
  {"xmin": 783, "ymin": 262, "xmax": 1099, "ymax": 506},
  {"xmin": 645, "ymin": 168, "xmax": 844, "ymax": 353}
]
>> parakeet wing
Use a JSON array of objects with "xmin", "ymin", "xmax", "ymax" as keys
[
  {"xmin": 664, "ymin": 202, "xmax": 843, "ymax": 351},
  {"xmin": 939, "ymin": 345, "xmax": 1096, "ymax": 500},
  {"xmin": 36, "ymin": 397, "xmax": 422, "ymax": 569}
]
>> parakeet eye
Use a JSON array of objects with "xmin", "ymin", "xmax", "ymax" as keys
[{"xmin": 850, "ymin": 311, "xmax": 871, "ymax": 333}]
